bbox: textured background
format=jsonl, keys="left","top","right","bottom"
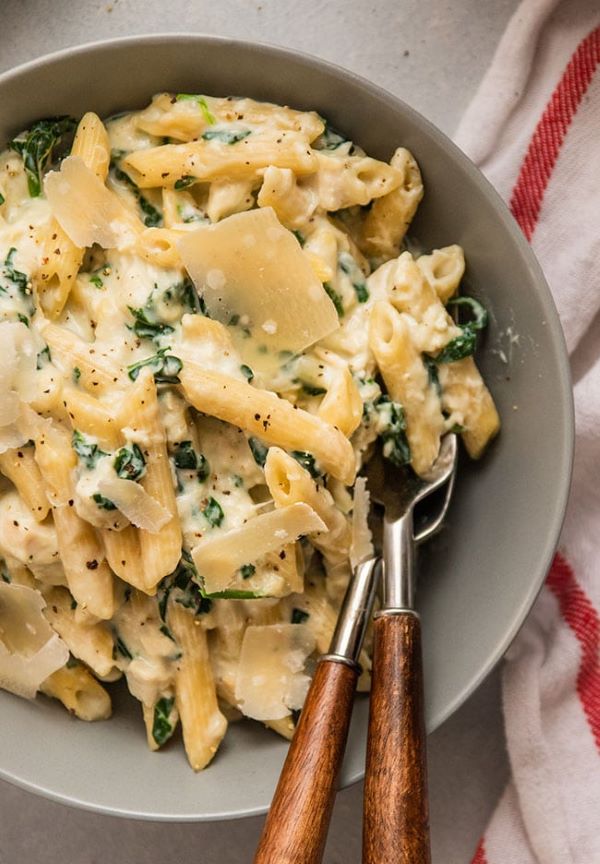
{"left": 0, "top": 2, "right": 519, "bottom": 861}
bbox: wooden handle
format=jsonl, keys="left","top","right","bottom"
{"left": 363, "top": 612, "right": 430, "bottom": 864}
{"left": 254, "top": 658, "right": 359, "bottom": 864}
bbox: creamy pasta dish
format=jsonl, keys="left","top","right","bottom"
{"left": 0, "top": 94, "right": 499, "bottom": 770}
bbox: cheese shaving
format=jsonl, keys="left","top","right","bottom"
{"left": 191, "top": 502, "right": 327, "bottom": 594}
{"left": 235, "top": 623, "right": 315, "bottom": 720}
{"left": 0, "top": 583, "right": 69, "bottom": 699}
{"left": 177, "top": 207, "right": 339, "bottom": 364}
{"left": 0, "top": 322, "right": 40, "bottom": 432}
{"left": 44, "top": 156, "right": 139, "bottom": 250}
{"left": 97, "top": 478, "right": 171, "bottom": 532}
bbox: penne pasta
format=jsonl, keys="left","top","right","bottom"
{"left": 41, "top": 662, "right": 112, "bottom": 721}
{"left": 33, "top": 421, "right": 116, "bottom": 619}
{"left": 168, "top": 603, "right": 227, "bottom": 771}
{"left": 0, "top": 446, "right": 50, "bottom": 521}
{"left": 179, "top": 362, "right": 356, "bottom": 485}
{"left": 369, "top": 301, "right": 445, "bottom": 477}
{"left": 123, "top": 131, "right": 318, "bottom": 189}
{"left": 360, "top": 147, "right": 424, "bottom": 259}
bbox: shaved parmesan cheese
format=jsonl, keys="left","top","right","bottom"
{"left": 44, "top": 156, "right": 139, "bottom": 250}
{"left": 177, "top": 208, "right": 339, "bottom": 364}
{"left": 0, "top": 424, "right": 27, "bottom": 454}
{"left": 191, "top": 502, "right": 327, "bottom": 594}
{"left": 2, "top": 404, "right": 51, "bottom": 457}
{"left": 350, "top": 477, "right": 374, "bottom": 569}
{"left": 0, "top": 339, "right": 19, "bottom": 427}
{"left": 96, "top": 478, "right": 171, "bottom": 533}
{"left": 235, "top": 623, "right": 315, "bottom": 720}
{"left": 0, "top": 322, "right": 41, "bottom": 430}
{"left": 74, "top": 458, "right": 129, "bottom": 531}
{"left": 0, "top": 583, "right": 68, "bottom": 699}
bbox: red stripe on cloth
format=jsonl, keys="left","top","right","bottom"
{"left": 470, "top": 838, "right": 488, "bottom": 864}
{"left": 509, "top": 25, "right": 600, "bottom": 239}
{"left": 547, "top": 553, "right": 600, "bottom": 749}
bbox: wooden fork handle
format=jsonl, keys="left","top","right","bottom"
{"left": 254, "top": 657, "right": 359, "bottom": 864}
{"left": 363, "top": 610, "right": 431, "bottom": 864}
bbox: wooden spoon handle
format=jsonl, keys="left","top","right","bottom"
{"left": 254, "top": 657, "right": 359, "bottom": 864}
{"left": 363, "top": 611, "right": 431, "bottom": 864}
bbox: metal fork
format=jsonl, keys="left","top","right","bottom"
{"left": 363, "top": 433, "right": 458, "bottom": 864}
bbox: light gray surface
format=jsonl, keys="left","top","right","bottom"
{"left": 0, "top": 1, "right": 525, "bottom": 861}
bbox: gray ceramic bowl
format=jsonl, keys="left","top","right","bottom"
{"left": 0, "top": 34, "right": 573, "bottom": 821}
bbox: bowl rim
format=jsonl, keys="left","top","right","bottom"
{"left": 0, "top": 32, "right": 574, "bottom": 820}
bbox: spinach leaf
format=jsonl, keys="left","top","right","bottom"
{"left": 158, "top": 551, "right": 213, "bottom": 618}
{"left": 204, "top": 588, "right": 264, "bottom": 599}
{"left": 162, "top": 277, "right": 203, "bottom": 314}
{"left": 127, "top": 348, "right": 182, "bottom": 384}
{"left": 127, "top": 305, "right": 174, "bottom": 340}
{"left": 9, "top": 116, "right": 76, "bottom": 197}
{"left": 240, "top": 563, "right": 256, "bottom": 580}
{"left": 291, "top": 608, "right": 310, "bottom": 624}
{"left": 111, "top": 158, "right": 163, "bottom": 227}
{"left": 298, "top": 381, "right": 326, "bottom": 397}
{"left": 92, "top": 493, "right": 117, "bottom": 511}
{"left": 114, "top": 443, "right": 146, "bottom": 481}
{"left": 130, "top": 280, "right": 203, "bottom": 343}
{"left": 339, "top": 251, "right": 369, "bottom": 303}
{"left": 434, "top": 328, "right": 477, "bottom": 364}
{"left": 72, "top": 430, "right": 108, "bottom": 469}
{"left": 290, "top": 450, "right": 323, "bottom": 479}
{"left": 447, "top": 296, "right": 488, "bottom": 331}
{"left": 36, "top": 345, "right": 51, "bottom": 369}
{"left": 175, "top": 94, "right": 216, "bottom": 124}
{"left": 173, "top": 441, "right": 197, "bottom": 470}
{"left": 0, "top": 193, "right": 4, "bottom": 206}
{"left": 173, "top": 441, "right": 210, "bottom": 481}
{"left": 202, "top": 129, "right": 251, "bottom": 144}
{"left": 152, "top": 696, "right": 176, "bottom": 746}
{"left": 292, "top": 229, "right": 305, "bottom": 247}
{"left": 138, "top": 195, "right": 162, "bottom": 227}
{"left": 315, "top": 121, "right": 349, "bottom": 151}
{"left": 112, "top": 164, "right": 137, "bottom": 188}
{"left": 433, "top": 296, "right": 488, "bottom": 364}
{"left": 3, "top": 247, "right": 29, "bottom": 293}
{"left": 240, "top": 364, "right": 254, "bottom": 382}
{"left": 323, "top": 282, "right": 344, "bottom": 317}
{"left": 202, "top": 497, "right": 224, "bottom": 528}
{"left": 248, "top": 436, "right": 269, "bottom": 467}
{"left": 174, "top": 175, "right": 196, "bottom": 190}
{"left": 375, "top": 397, "right": 411, "bottom": 467}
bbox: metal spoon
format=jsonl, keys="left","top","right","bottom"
{"left": 363, "top": 433, "right": 458, "bottom": 864}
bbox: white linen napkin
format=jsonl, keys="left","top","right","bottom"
{"left": 454, "top": 3, "right": 600, "bottom": 862}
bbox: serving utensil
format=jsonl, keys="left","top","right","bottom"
{"left": 363, "top": 432, "right": 458, "bottom": 864}
{"left": 254, "top": 434, "right": 457, "bottom": 864}
{"left": 254, "top": 556, "right": 379, "bottom": 864}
